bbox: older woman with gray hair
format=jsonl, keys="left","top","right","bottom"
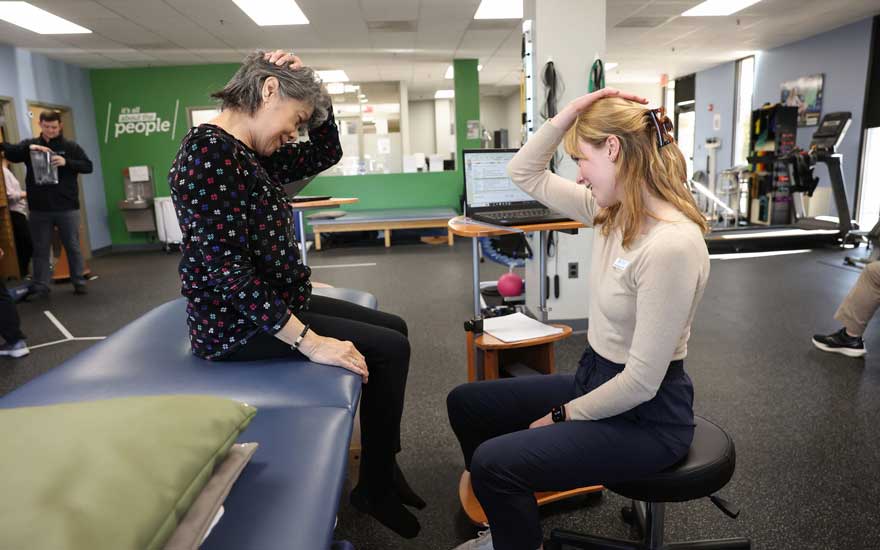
{"left": 168, "top": 50, "right": 423, "bottom": 539}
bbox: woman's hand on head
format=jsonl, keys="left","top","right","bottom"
{"left": 568, "top": 88, "right": 649, "bottom": 114}
{"left": 553, "top": 87, "right": 649, "bottom": 130}
{"left": 264, "top": 49, "right": 303, "bottom": 70}
{"left": 298, "top": 331, "right": 369, "bottom": 383}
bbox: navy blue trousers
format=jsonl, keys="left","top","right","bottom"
{"left": 447, "top": 346, "right": 695, "bottom": 550}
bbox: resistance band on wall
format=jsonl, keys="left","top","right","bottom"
{"left": 589, "top": 58, "right": 605, "bottom": 92}
{"left": 541, "top": 60, "right": 564, "bottom": 173}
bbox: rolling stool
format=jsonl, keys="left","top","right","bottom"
{"left": 548, "top": 416, "right": 750, "bottom": 550}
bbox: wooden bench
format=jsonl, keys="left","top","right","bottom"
{"left": 310, "top": 208, "right": 458, "bottom": 250}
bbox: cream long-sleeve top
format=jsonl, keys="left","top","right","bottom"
{"left": 507, "top": 121, "right": 710, "bottom": 422}
{"left": 3, "top": 166, "right": 28, "bottom": 217}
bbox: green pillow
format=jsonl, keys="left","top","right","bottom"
{"left": 0, "top": 395, "right": 257, "bottom": 550}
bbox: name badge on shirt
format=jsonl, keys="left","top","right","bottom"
{"left": 612, "top": 257, "right": 630, "bottom": 271}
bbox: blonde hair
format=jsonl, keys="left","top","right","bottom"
{"left": 563, "top": 97, "right": 709, "bottom": 248}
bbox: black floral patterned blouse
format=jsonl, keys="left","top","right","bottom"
{"left": 168, "top": 113, "right": 342, "bottom": 360}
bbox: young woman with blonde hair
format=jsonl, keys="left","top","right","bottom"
{"left": 448, "top": 88, "right": 711, "bottom": 550}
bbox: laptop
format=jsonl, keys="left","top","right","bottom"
{"left": 463, "top": 149, "right": 569, "bottom": 226}
{"left": 282, "top": 174, "right": 318, "bottom": 197}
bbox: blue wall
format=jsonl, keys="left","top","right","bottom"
{"left": 694, "top": 17, "right": 873, "bottom": 210}
{"left": 694, "top": 62, "right": 735, "bottom": 176}
{"left": 753, "top": 17, "right": 872, "bottom": 204}
{"left": 0, "top": 45, "right": 110, "bottom": 250}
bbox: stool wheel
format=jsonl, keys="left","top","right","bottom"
{"left": 621, "top": 505, "right": 636, "bottom": 525}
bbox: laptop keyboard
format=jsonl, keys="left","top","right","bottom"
{"left": 480, "top": 208, "right": 557, "bottom": 221}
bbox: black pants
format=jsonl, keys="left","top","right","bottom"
{"left": 0, "top": 279, "right": 26, "bottom": 344}
{"left": 225, "top": 294, "right": 410, "bottom": 496}
{"left": 447, "top": 346, "right": 695, "bottom": 550}
{"left": 10, "top": 211, "right": 32, "bottom": 277}
{"left": 30, "top": 210, "right": 85, "bottom": 291}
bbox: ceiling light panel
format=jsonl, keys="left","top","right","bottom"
{"left": 682, "top": 0, "right": 763, "bottom": 17}
{"left": 473, "top": 0, "right": 522, "bottom": 20}
{"left": 231, "top": 0, "right": 309, "bottom": 26}
{"left": 0, "top": 2, "right": 91, "bottom": 34}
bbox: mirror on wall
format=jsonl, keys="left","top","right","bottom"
{"left": 326, "top": 81, "right": 403, "bottom": 176}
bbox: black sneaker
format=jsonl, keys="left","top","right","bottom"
{"left": 73, "top": 284, "right": 88, "bottom": 295}
{"left": 812, "top": 328, "right": 866, "bottom": 358}
{"left": 23, "top": 286, "right": 49, "bottom": 301}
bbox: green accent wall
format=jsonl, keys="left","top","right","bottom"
{"left": 454, "top": 59, "right": 481, "bottom": 162}
{"left": 91, "top": 64, "right": 239, "bottom": 245}
{"left": 90, "top": 60, "right": 481, "bottom": 246}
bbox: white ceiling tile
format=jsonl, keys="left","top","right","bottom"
{"left": 369, "top": 31, "right": 417, "bottom": 50}
{"left": 359, "top": 0, "right": 419, "bottom": 22}
{"left": 417, "top": 27, "right": 468, "bottom": 50}
{"left": 48, "top": 33, "right": 126, "bottom": 50}
{"left": 419, "top": 0, "right": 481, "bottom": 21}
{"left": 377, "top": 66, "right": 413, "bottom": 80}
{"left": 30, "top": 0, "right": 123, "bottom": 20}
{"left": 456, "top": 29, "right": 512, "bottom": 52}
{"left": 98, "top": 49, "right": 158, "bottom": 62}
{"left": 343, "top": 66, "right": 382, "bottom": 82}
{"left": 86, "top": 19, "right": 167, "bottom": 47}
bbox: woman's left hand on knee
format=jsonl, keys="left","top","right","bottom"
{"left": 529, "top": 412, "right": 554, "bottom": 429}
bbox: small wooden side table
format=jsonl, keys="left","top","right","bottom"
{"left": 467, "top": 324, "right": 573, "bottom": 382}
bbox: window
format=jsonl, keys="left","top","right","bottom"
{"left": 663, "top": 80, "right": 675, "bottom": 113}
{"left": 331, "top": 81, "right": 403, "bottom": 175}
{"left": 858, "top": 127, "right": 880, "bottom": 229}
{"left": 733, "top": 56, "right": 755, "bottom": 167}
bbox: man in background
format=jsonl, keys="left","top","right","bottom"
{"left": 0, "top": 110, "right": 92, "bottom": 297}
{"left": 812, "top": 262, "right": 878, "bottom": 358}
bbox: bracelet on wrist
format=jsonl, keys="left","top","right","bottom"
{"left": 292, "top": 324, "right": 310, "bottom": 350}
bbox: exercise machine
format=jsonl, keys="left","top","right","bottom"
{"left": 706, "top": 111, "right": 858, "bottom": 252}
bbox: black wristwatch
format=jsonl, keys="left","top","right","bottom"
{"left": 551, "top": 404, "right": 567, "bottom": 423}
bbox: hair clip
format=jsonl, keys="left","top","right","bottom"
{"left": 648, "top": 107, "right": 674, "bottom": 149}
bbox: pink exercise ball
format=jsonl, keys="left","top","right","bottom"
{"left": 497, "top": 272, "right": 523, "bottom": 297}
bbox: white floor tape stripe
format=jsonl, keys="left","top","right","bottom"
{"left": 28, "top": 338, "right": 71, "bottom": 350}
{"left": 28, "top": 337, "right": 107, "bottom": 351}
{"left": 44, "top": 311, "right": 74, "bottom": 340}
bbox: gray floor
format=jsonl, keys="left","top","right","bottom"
{"left": 1, "top": 239, "right": 878, "bottom": 550}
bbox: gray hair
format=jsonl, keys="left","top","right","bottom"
{"left": 211, "top": 50, "right": 331, "bottom": 128}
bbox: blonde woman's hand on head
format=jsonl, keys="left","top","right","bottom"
{"left": 553, "top": 88, "right": 650, "bottom": 130}
{"left": 570, "top": 88, "right": 648, "bottom": 113}
{"left": 264, "top": 49, "right": 303, "bottom": 70}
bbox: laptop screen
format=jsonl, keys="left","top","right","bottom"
{"left": 464, "top": 149, "right": 535, "bottom": 209}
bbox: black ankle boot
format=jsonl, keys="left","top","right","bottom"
{"left": 393, "top": 461, "right": 426, "bottom": 509}
{"left": 350, "top": 485, "right": 421, "bottom": 539}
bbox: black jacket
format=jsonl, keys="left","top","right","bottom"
{"left": 0, "top": 135, "right": 93, "bottom": 211}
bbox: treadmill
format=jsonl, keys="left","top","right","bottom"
{"left": 705, "top": 112, "right": 858, "bottom": 253}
